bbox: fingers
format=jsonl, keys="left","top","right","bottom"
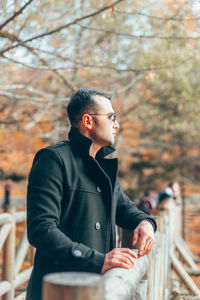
{"left": 101, "top": 248, "right": 137, "bottom": 274}
{"left": 113, "top": 254, "right": 134, "bottom": 269}
{"left": 120, "top": 248, "right": 138, "bottom": 259}
{"left": 138, "top": 236, "right": 154, "bottom": 257}
{"left": 133, "top": 220, "right": 155, "bottom": 257}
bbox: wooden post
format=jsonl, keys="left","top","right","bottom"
{"left": 185, "top": 268, "right": 200, "bottom": 276}
{"left": 42, "top": 272, "right": 104, "bottom": 300}
{"left": 178, "top": 238, "right": 199, "bottom": 263}
{"left": 0, "top": 281, "right": 11, "bottom": 297}
{"left": 144, "top": 219, "right": 164, "bottom": 300}
{"left": 171, "top": 253, "right": 200, "bottom": 296}
{"left": 175, "top": 239, "right": 199, "bottom": 271}
{"left": 145, "top": 249, "right": 154, "bottom": 300}
{"left": 14, "top": 227, "right": 30, "bottom": 277}
{"left": 14, "top": 267, "right": 33, "bottom": 288}
{"left": 2, "top": 207, "right": 15, "bottom": 300}
{"left": 154, "top": 216, "right": 165, "bottom": 300}
{"left": 154, "top": 210, "right": 171, "bottom": 300}
{"left": 181, "top": 182, "right": 187, "bottom": 239}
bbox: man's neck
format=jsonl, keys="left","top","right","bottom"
{"left": 89, "top": 142, "right": 101, "bottom": 158}
{"left": 78, "top": 127, "right": 105, "bottom": 158}
{"left": 78, "top": 128, "right": 97, "bottom": 158}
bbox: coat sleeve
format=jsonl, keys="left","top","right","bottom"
{"left": 27, "top": 148, "right": 105, "bottom": 273}
{"left": 115, "top": 184, "right": 157, "bottom": 231}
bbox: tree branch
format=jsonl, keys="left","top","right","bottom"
{"left": 0, "top": 84, "right": 50, "bottom": 96}
{"left": 0, "top": 0, "right": 34, "bottom": 30}
{"left": 109, "top": 76, "right": 142, "bottom": 95}
{"left": 1, "top": 52, "right": 180, "bottom": 73}
{"left": 79, "top": 25, "right": 200, "bottom": 40}
{"left": 115, "top": 9, "right": 200, "bottom": 21}
{"left": 0, "top": 0, "right": 124, "bottom": 55}
{"left": 0, "top": 32, "right": 75, "bottom": 91}
{"left": 0, "top": 91, "right": 69, "bottom": 103}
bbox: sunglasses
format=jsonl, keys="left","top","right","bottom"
{"left": 88, "top": 112, "right": 117, "bottom": 122}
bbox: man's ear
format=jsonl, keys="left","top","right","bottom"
{"left": 81, "top": 114, "right": 93, "bottom": 129}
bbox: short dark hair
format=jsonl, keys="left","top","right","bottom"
{"left": 67, "top": 88, "right": 111, "bottom": 126}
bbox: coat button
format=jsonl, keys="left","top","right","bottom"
{"left": 95, "top": 222, "right": 101, "bottom": 230}
{"left": 97, "top": 186, "right": 101, "bottom": 193}
{"left": 73, "top": 249, "right": 82, "bottom": 257}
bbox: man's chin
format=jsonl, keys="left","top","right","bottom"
{"left": 109, "top": 138, "right": 115, "bottom": 146}
{"left": 103, "top": 137, "right": 115, "bottom": 147}
{"left": 104, "top": 141, "right": 113, "bottom": 147}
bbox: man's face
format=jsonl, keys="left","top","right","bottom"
{"left": 89, "top": 95, "right": 119, "bottom": 147}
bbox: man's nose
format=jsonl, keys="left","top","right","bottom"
{"left": 114, "top": 120, "right": 119, "bottom": 129}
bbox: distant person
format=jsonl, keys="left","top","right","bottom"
{"left": 157, "top": 181, "right": 181, "bottom": 204}
{"left": 2, "top": 179, "right": 12, "bottom": 209}
{"left": 169, "top": 181, "right": 181, "bottom": 199}
{"left": 138, "top": 190, "right": 157, "bottom": 215}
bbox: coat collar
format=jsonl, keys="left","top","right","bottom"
{"left": 68, "top": 127, "right": 116, "bottom": 159}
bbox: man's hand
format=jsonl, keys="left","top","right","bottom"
{"left": 132, "top": 220, "right": 155, "bottom": 257}
{"left": 101, "top": 248, "right": 137, "bottom": 274}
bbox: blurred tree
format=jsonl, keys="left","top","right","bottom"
{"left": 115, "top": 0, "right": 200, "bottom": 198}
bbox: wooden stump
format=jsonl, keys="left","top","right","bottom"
{"left": 42, "top": 272, "right": 104, "bottom": 300}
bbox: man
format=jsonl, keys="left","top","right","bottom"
{"left": 26, "top": 88, "right": 156, "bottom": 300}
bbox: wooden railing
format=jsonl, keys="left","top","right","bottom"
{"left": 0, "top": 208, "right": 33, "bottom": 300}
{"left": 43, "top": 198, "right": 200, "bottom": 300}
{"left": 156, "top": 198, "right": 200, "bottom": 299}
{"left": 1, "top": 198, "right": 200, "bottom": 300}
{"left": 42, "top": 220, "right": 163, "bottom": 300}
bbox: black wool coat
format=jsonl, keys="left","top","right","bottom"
{"left": 26, "top": 127, "right": 156, "bottom": 300}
